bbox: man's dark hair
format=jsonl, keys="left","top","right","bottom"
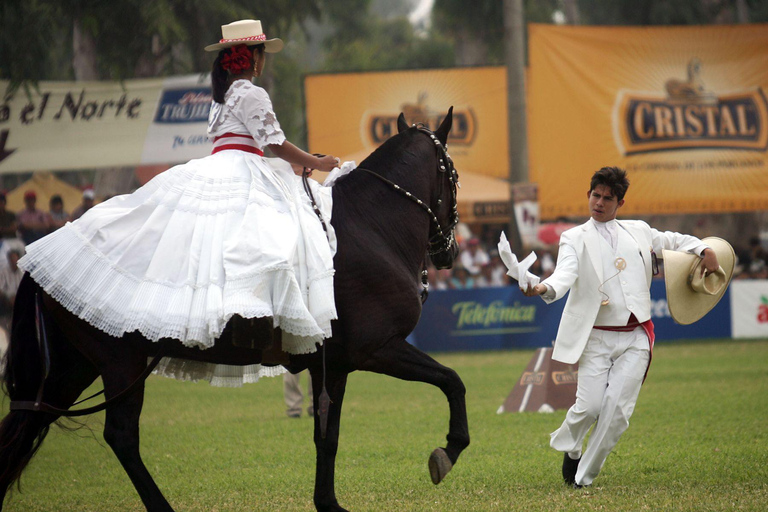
{"left": 590, "top": 166, "right": 630, "bottom": 201}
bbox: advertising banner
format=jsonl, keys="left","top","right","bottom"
{"left": 410, "top": 281, "right": 731, "bottom": 352}
{"left": 304, "top": 67, "right": 509, "bottom": 180}
{"left": 0, "top": 74, "right": 212, "bottom": 173}
{"left": 730, "top": 280, "right": 768, "bottom": 338}
{"left": 528, "top": 23, "right": 768, "bottom": 220}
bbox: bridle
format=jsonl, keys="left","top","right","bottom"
{"left": 301, "top": 123, "right": 459, "bottom": 308}
{"left": 355, "top": 124, "right": 460, "bottom": 257}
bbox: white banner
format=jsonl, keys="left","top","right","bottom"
{"left": 0, "top": 74, "right": 213, "bottom": 174}
{"left": 730, "top": 280, "right": 768, "bottom": 338}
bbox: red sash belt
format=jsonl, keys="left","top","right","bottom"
{"left": 594, "top": 314, "right": 655, "bottom": 382}
{"left": 211, "top": 132, "right": 263, "bottom": 156}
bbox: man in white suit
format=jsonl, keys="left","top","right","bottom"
{"left": 524, "top": 167, "right": 719, "bottom": 488}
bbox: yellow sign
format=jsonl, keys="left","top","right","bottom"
{"left": 304, "top": 67, "right": 509, "bottom": 179}
{"left": 528, "top": 23, "right": 768, "bottom": 219}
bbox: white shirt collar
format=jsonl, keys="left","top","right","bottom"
{"left": 591, "top": 218, "right": 618, "bottom": 249}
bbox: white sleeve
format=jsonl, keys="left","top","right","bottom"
{"left": 540, "top": 235, "right": 579, "bottom": 304}
{"left": 235, "top": 85, "right": 287, "bottom": 149}
{"left": 651, "top": 228, "right": 707, "bottom": 258}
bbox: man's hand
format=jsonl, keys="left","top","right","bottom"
{"left": 700, "top": 248, "right": 719, "bottom": 276}
{"left": 522, "top": 283, "right": 547, "bottom": 297}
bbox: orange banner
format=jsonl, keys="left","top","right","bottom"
{"left": 528, "top": 23, "right": 768, "bottom": 219}
{"left": 304, "top": 67, "right": 509, "bottom": 179}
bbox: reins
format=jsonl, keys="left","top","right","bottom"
{"left": 353, "top": 125, "right": 460, "bottom": 303}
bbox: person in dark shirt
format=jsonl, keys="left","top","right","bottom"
{"left": 16, "top": 190, "right": 51, "bottom": 245}
{"left": 0, "top": 193, "right": 17, "bottom": 240}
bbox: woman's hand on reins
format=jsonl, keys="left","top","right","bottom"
{"left": 314, "top": 154, "right": 339, "bottom": 173}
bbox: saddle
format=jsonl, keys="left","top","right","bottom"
{"left": 227, "top": 315, "right": 290, "bottom": 366}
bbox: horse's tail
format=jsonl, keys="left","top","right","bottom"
{"left": 0, "top": 274, "right": 52, "bottom": 499}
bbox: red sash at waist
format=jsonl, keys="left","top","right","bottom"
{"left": 594, "top": 314, "right": 655, "bottom": 382}
{"left": 211, "top": 132, "right": 264, "bottom": 156}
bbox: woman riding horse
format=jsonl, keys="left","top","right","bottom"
{"left": 0, "top": 19, "right": 469, "bottom": 512}
{"left": 17, "top": 19, "right": 340, "bottom": 382}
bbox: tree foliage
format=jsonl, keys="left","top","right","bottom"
{"left": 576, "top": 0, "right": 767, "bottom": 25}
{"left": 432, "top": 0, "right": 558, "bottom": 65}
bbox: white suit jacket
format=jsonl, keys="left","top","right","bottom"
{"left": 541, "top": 219, "right": 705, "bottom": 364}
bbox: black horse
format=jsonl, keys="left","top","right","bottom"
{"left": 0, "top": 110, "right": 469, "bottom": 512}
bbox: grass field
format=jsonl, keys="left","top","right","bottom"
{"left": 2, "top": 338, "right": 767, "bottom": 511}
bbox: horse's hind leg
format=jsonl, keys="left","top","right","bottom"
{"left": 100, "top": 347, "right": 174, "bottom": 512}
{"left": 358, "top": 338, "right": 469, "bottom": 484}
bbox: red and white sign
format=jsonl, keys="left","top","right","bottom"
{"left": 730, "top": 280, "right": 768, "bottom": 338}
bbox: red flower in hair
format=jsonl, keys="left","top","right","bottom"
{"left": 221, "top": 44, "right": 252, "bottom": 74}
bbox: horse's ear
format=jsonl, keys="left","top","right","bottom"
{"left": 435, "top": 106, "right": 453, "bottom": 145}
{"left": 397, "top": 113, "right": 409, "bottom": 133}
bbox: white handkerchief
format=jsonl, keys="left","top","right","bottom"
{"left": 323, "top": 161, "right": 357, "bottom": 187}
{"left": 497, "top": 232, "right": 541, "bottom": 290}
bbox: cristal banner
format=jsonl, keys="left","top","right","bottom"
{"left": 527, "top": 23, "right": 768, "bottom": 219}
{"left": 304, "top": 67, "right": 509, "bottom": 181}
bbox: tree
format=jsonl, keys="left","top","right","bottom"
{"left": 432, "top": 0, "right": 558, "bottom": 65}
{"left": 576, "top": 0, "right": 768, "bottom": 25}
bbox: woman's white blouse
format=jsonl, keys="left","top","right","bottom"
{"left": 207, "top": 79, "right": 287, "bottom": 149}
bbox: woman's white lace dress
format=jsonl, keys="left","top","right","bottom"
{"left": 18, "top": 80, "right": 337, "bottom": 387}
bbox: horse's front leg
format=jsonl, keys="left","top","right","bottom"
{"left": 359, "top": 338, "right": 469, "bottom": 484}
{"left": 311, "top": 369, "right": 349, "bottom": 512}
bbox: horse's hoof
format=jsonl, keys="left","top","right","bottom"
{"left": 428, "top": 447, "right": 453, "bottom": 485}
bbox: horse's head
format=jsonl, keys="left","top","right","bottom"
{"left": 396, "top": 108, "right": 460, "bottom": 269}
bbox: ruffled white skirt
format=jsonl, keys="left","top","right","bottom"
{"left": 19, "top": 151, "right": 337, "bottom": 387}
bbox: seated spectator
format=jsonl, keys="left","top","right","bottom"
{"left": 16, "top": 190, "right": 51, "bottom": 245}
{"left": 459, "top": 237, "right": 490, "bottom": 275}
{"left": 71, "top": 188, "right": 96, "bottom": 220}
{"left": 449, "top": 265, "right": 475, "bottom": 289}
{"left": 0, "top": 193, "right": 16, "bottom": 241}
{"left": 435, "top": 268, "right": 452, "bottom": 290}
{"left": 0, "top": 192, "right": 21, "bottom": 272}
{"left": 476, "top": 261, "right": 506, "bottom": 288}
{"left": 48, "top": 194, "right": 69, "bottom": 231}
{"left": 0, "top": 248, "right": 23, "bottom": 332}
{"left": 749, "top": 259, "right": 768, "bottom": 279}
{"left": 539, "top": 250, "right": 555, "bottom": 279}
{"left": 487, "top": 249, "right": 511, "bottom": 286}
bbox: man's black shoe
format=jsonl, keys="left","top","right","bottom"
{"left": 562, "top": 453, "right": 580, "bottom": 486}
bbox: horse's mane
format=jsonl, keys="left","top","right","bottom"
{"left": 330, "top": 127, "right": 437, "bottom": 257}
{"left": 335, "top": 128, "right": 434, "bottom": 201}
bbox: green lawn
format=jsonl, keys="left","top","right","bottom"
{"left": 2, "top": 339, "right": 767, "bottom": 511}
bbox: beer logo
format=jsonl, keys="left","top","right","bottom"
{"left": 613, "top": 58, "right": 768, "bottom": 155}
{"left": 154, "top": 87, "right": 212, "bottom": 124}
{"left": 551, "top": 367, "right": 578, "bottom": 385}
{"left": 520, "top": 371, "right": 545, "bottom": 386}
{"left": 364, "top": 92, "right": 476, "bottom": 146}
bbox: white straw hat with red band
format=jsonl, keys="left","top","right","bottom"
{"left": 204, "top": 20, "right": 284, "bottom": 53}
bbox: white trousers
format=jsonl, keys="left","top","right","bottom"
{"left": 550, "top": 327, "right": 650, "bottom": 486}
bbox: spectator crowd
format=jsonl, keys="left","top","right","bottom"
{"left": 0, "top": 189, "right": 766, "bottom": 332}
{"left": 0, "top": 188, "right": 96, "bottom": 332}
{"left": 426, "top": 222, "right": 768, "bottom": 291}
